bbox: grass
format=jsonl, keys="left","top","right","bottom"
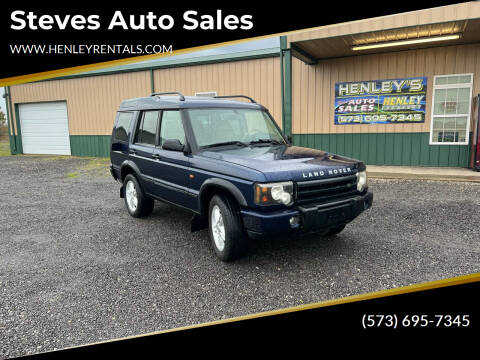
{"left": 0, "top": 138, "right": 11, "bottom": 156}
{"left": 65, "top": 157, "right": 110, "bottom": 179}
{"left": 0, "top": 137, "right": 110, "bottom": 178}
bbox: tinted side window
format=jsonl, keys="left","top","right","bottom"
{"left": 114, "top": 112, "right": 133, "bottom": 142}
{"left": 135, "top": 111, "right": 160, "bottom": 146}
{"left": 160, "top": 111, "right": 185, "bottom": 146}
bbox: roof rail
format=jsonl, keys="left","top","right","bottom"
{"left": 151, "top": 92, "right": 185, "bottom": 101}
{"left": 214, "top": 95, "right": 256, "bottom": 103}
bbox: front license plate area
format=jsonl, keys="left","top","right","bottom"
{"left": 327, "top": 207, "right": 345, "bottom": 225}
{"left": 299, "top": 199, "right": 360, "bottom": 231}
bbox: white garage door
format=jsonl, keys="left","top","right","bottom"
{"left": 19, "top": 102, "right": 71, "bottom": 155}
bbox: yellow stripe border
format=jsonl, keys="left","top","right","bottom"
{"left": 0, "top": 32, "right": 287, "bottom": 87}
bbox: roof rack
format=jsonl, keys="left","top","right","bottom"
{"left": 214, "top": 95, "right": 256, "bottom": 103}
{"left": 151, "top": 92, "right": 185, "bottom": 101}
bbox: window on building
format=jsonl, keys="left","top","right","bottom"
{"left": 135, "top": 111, "right": 160, "bottom": 146}
{"left": 430, "top": 74, "right": 473, "bottom": 145}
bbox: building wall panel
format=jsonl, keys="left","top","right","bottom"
{"left": 292, "top": 44, "right": 480, "bottom": 166}
{"left": 10, "top": 71, "right": 150, "bottom": 136}
{"left": 293, "top": 132, "right": 472, "bottom": 167}
{"left": 153, "top": 57, "right": 282, "bottom": 126}
{"left": 292, "top": 43, "right": 480, "bottom": 135}
{"left": 9, "top": 56, "right": 281, "bottom": 157}
{"left": 292, "top": 44, "right": 480, "bottom": 167}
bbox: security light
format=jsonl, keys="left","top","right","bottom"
{"left": 352, "top": 34, "right": 461, "bottom": 51}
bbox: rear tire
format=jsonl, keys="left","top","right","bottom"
{"left": 325, "top": 224, "right": 346, "bottom": 236}
{"left": 208, "top": 194, "right": 247, "bottom": 261}
{"left": 123, "top": 174, "right": 154, "bottom": 218}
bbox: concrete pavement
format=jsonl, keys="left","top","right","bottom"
{"left": 367, "top": 165, "right": 480, "bottom": 182}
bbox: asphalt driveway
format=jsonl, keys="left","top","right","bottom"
{"left": 1, "top": 155, "right": 479, "bottom": 358}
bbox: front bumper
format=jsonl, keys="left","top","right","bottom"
{"left": 241, "top": 192, "right": 373, "bottom": 237}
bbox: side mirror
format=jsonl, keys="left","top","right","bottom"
{"left": 163, "top": 139, "right": 185, "bottom": 152}
{"left": 287, "top": 135, "right": 293, "bottom": 144}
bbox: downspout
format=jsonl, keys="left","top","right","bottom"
{"left": 3, "top": 86, "right": 16, "bottom": 154}
{"left": 280, "top": 41, "right": 285, "bottom": 132}
{"left": 150, "top": 68, "right": 155, "bottom": 94}
{"left": 475, "top": 94, "right": 480, "bottom": 171}
{"left": 280, "top": 36, "right": 292, "bottom": 139}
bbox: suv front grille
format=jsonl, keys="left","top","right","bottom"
{"left": 296, "top": 174, "right": 358, "bottom": 204}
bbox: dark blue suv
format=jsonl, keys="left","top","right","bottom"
{"left": 110, "top": 92, "right": 373, "bottom": 261}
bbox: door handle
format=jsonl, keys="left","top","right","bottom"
{"left": 129, "top": 149, "right": 137, "bottom": 155}
{"left": 152, "top": 154, "right": 161, "bottom": 160}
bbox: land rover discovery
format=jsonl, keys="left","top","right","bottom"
{"left": 110, "top": 92, "right": 373, "bottom": 261}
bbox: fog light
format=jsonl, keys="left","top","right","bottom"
{"left": 289, "top": 216, "right": 299, "bottom": 228}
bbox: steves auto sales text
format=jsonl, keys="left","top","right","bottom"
{"left": 10, "top": 10, "right": 253, "bottom": 31}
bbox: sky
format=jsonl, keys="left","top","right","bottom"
{"left": 1, "top": 37, "right": 279, "bottom": 120}
{"left": 0, "top": 87, "right": 5, "bottom": 118}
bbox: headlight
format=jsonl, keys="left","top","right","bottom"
{"left": 254, "top": 181, "right": 294, "bottom": 206}
{"left": 356, "top": 170, "right": 367, "bottom": 192}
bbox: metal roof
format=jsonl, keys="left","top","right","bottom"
{"left": 69, "top": 47, "right": 279, "bottom": 79}
{"left": 287, "top": 2, "right": 480, "bottom": 63}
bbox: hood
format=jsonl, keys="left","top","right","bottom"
{"left": 197, "top": 145, "right": 364, "bottom": 182}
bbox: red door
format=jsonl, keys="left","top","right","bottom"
{"left": 475, "top": 94, "right": 480, "bottom": 171}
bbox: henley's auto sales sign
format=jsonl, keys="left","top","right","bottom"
{"left": 334, "top": 77, "right": 427, "bottom": 125}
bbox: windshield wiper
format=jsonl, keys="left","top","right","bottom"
{"left": 248, "top": 138, "right": 283, "bottom": 146}
{"left": 201, "top": 141, "right": 249, "bottom": 149}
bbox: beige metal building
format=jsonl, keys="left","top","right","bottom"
{"left": 5, "top": 2, "right": 480, "bottom": 167}
{"left": 5, "top": 51, "right": 281, "bottom": 156}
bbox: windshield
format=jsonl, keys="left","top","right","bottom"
{"left": 187, "top": 108, "right": 286, "bottom": 148}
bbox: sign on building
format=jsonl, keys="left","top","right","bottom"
{"left": 334, "top": 77, "right": 427, "bottom": 125}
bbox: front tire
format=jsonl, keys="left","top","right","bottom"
{"left": 123, "top": 174, "right": 154, "bottom": 218}
{"left": 208, "top": 194, "right": 247, "bottom": 261}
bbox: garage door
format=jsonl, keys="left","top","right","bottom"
{"left": 19, "top": 102, "right": 71, "bottom": 155}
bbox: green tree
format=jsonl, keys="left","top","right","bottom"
{"left": 0, "top": 110, "right": 6, "bottom": 127}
